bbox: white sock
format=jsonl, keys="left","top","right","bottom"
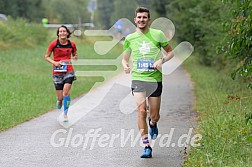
{"left": 150, "top": 120, "right": 156, "bottom": 126}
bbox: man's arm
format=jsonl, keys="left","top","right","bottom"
{"left": 153, "top": 44, "right": 174, "bottom": 69}
{"left": 161, "top": 44, "right": 174, "bottom": 63}
{"left": 122, "top": 51, "right": 131, "bottom": 74}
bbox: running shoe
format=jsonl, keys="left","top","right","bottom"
{"left": 149, "top": 118, "right": 158, "bottom": 140}
{"left": 63, "top": 117, "right": 68, "bottom": 122}
{"left": 140, "top": 146, "right": 152, "bottom": 158}
{"left": 56, "top": 100, "right": 62, "bottom": 110}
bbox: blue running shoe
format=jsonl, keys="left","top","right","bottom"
{"left": 56, "top": 100, "right": 62, "bottom": 110}
{"left": 140, "top": 146, "right": 152, "bottom": 158}
{"left": 149, "top": 118, "right": 158, "bottom": 140}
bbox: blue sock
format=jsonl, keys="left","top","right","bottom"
{"left": 63, "top": 96, "right": 70, "bottom": 115}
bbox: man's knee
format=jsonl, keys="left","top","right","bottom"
{"left": 138, "top": 108, "right": 147, "bottom": 118}
{"left": 150, "top": 112, "right": 160, "bottom": 122}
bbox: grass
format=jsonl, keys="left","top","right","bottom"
{"left": 0, "top": 33, "right": 123, "bottom": 131}
{"left": 182, "top": 56, "right": 252, "bottom": 167}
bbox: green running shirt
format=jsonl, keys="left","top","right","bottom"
{"left": 124, "top": 28, "right": 168, "bottom": 82}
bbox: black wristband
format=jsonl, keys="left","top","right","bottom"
{"left": 161, "top": 57, "right": 166, "bottom": 64}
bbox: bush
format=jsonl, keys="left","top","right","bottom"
{"left": 0, "top": 17, "right": 48, "bottom": 49}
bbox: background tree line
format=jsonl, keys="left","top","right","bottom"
{"left": 0, "top": 0, "right": 251, "bottom": 86}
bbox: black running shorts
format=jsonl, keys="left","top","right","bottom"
{"left": 131, "top": 80, "right": 162, "bottom": 97}
{"left": 52, "top": 72, "right": 76, "bottom": 90}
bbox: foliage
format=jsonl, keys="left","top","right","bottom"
{"left": 0, "top": 0, "right": 90, "bottom": 24}
{"left": 110, "top": 0, "right": 137, "bottom": 24}
{"left": 0, "top": 17, "right": 47, "bottom": 49}
{"left": 221, "top": 0, "right": 252, "bottom": 88}
{"left": 150, "top": 0, "right": 167, "bottom": 17}
{"left": 42, "top": 0, "right": 90, "bottom": 24}
{"left": 95, "top": 0, "right": 115, "bottom": 29}
{"left": 0, "top": 0, "right": 44, "bottom": 22}
{"left": 166, "top": 0, "right": 225, "bottom": 66}
{"left": 0, "top": 0, "right": 185, "bottom": 29}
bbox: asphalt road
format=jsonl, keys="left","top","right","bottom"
{"left": 0, "top": 67, "right": 196, "bottom": 167}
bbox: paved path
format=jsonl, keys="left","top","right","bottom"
{"left": 0, "top": 67, "right": 196, "bottom": 167}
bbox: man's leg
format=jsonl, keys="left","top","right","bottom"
{"left": 148, "top": 96, "right": 161, "bottom": 123}
{"left": 148, "top": 96, "right": 161, "bottom": 139}
{"left": 134, "top": 92, "right": 147, "bottom": 137}
{"left": 134, "top": 92, "right": 152, "bottom": 158}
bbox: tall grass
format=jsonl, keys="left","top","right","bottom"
{"left": 183, "top": 56, "right": 252, "bottom": 167}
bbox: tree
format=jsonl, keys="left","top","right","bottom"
{"left": 95, "top": 0, "right": 115, "bottom": 29}
{"left": 110, "top": 0, "right": 137, "bottom": 23}
{"left": 221, "top": 0, "right": 252, "bottom": 87}
{"left": 42, "top": 0, "right": 89, "bottom": 24}
{"left": 166, "top": 0, "right": 225, "bottom": 66}
{"left": 0, "top": 0, "right": 44, "bottom": 22}
{"left": 151, "top": 0, "right": 167, "bottom": 17}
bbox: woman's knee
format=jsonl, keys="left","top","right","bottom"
{"left": 62, "top": 88, "right": 70, "bottom": 96}
{"left": 63, "top": 92, "right": 70, "bottom": 96}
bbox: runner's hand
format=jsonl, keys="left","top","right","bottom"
{"left": 123, "top": 64, "right": 131, "bottom": 74}
{"left": 54, "top": 61, "right": 62, "bottom": 67}
{"left": 153, "top": 59, "right": 162, "bottom": 70}
{"left": 72, "top": 54, "right": 78, "bottom": 60}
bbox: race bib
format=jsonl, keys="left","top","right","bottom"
{"left": 137, "top": 58, "right": 154, "bottom": 72}
{"left": 54, "top": 62, "right": 67, "bottom": 72}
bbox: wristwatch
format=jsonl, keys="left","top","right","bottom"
{"left": 161, "top": 57, "right": 166, "bottom": 64}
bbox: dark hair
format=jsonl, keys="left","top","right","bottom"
{"left": 135, "top": 7, "right": 150, "bottom": 18}
{"left": 57, "top": 25, "right": 71, "bottom": 38}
